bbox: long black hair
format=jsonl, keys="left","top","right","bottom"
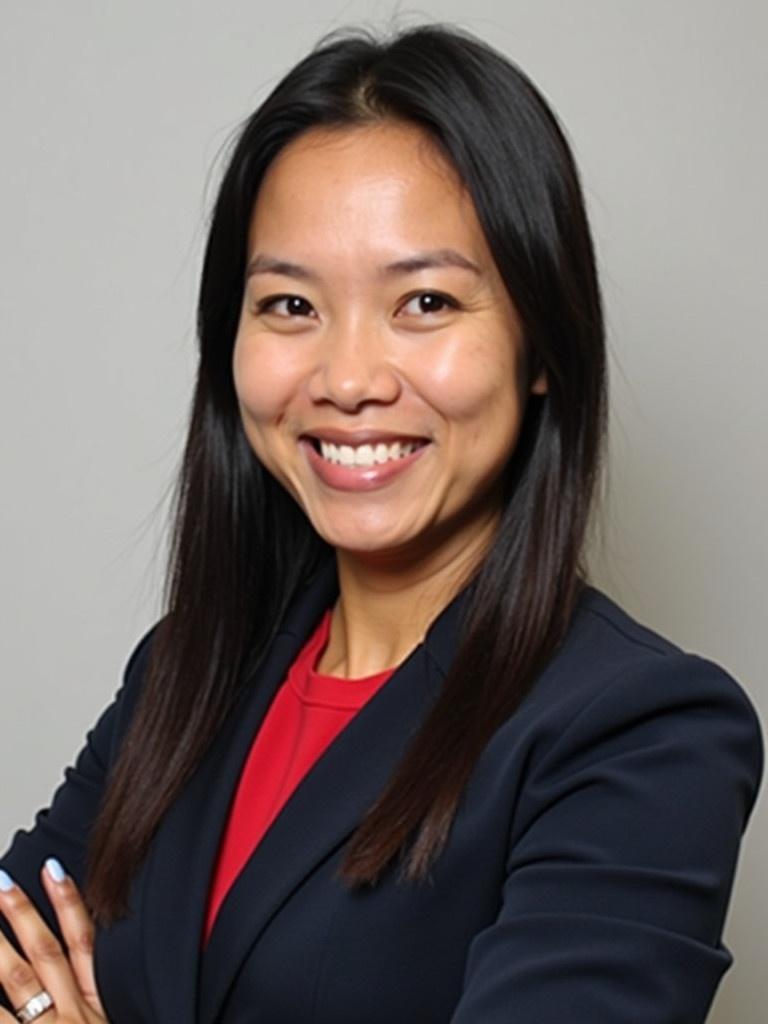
{"left": 86, "top": 22, "right": 607, "bottom": 922}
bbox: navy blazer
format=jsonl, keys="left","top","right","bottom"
{"left": 1, "top": 562, "right": 763, "bottom": 1023}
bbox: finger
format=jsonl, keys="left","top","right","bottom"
{"left": 41, "top": 859, "right": 104, "bottom": 1015}
{"left": 0, "top": 870, "right": 50, "bottom": 1013}
{"left": 0, "top": 868, "right": 79, "bottom": 1014}
{"left": 0, "top": 874, "right": 47, "bottom": 1015}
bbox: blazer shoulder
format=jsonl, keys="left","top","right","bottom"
{"left": 562, "top": 583, "right": 753, "bottom": 700}
{"left": 107, "top": 619, "right": 163, "bottom": 747}
{"left": 519, "top": 584, "right": 764, "bottom": 767}
{"left": 576, "top": 584, "right": 685, "bottom": 657}
{"left": 476, "top": 585, "right": 765, "bottom": 850}
{"left": 121, "top": 619, "right": 161, "bottom": 693}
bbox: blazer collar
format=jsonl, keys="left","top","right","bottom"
{"left": 138, "top": 557, "right": 472, "bottom": 1024}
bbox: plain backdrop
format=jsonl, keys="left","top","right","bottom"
{"left": 1, "top": 2, "right": 765, "bottom": 1020}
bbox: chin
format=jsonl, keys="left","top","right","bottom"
{"left": 313, "top": 520, "right": 426, "bottom": 558}
{"left": 325, "top": 533, "right": 413, "bottom": 555}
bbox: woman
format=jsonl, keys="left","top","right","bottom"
{"left": 0, "top": 23, "right": 762, "bottom": 1024}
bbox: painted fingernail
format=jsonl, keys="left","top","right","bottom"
{"left": 0, "top": 869, "right": 14, "bottom": 892}
{"left": 45, "top": 858, "right": 66, "bottom": 884}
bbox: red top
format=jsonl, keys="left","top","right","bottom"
{"left": 203, "top": 609, "right": 395, "bottom": 943}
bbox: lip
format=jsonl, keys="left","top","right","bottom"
{"left": 299, "top": 437, "right": 431, "bottom": 492}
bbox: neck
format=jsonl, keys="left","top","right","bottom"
{"left": 316, "top": 509, "right": 499, "bottom": 678}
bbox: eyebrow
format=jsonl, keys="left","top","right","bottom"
{"left": 244, "top": 248, "right": 482, "bottom": 282}
{"left": 382, "top": 249, "right": 482, "bottom": 277}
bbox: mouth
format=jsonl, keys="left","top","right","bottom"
{"left": 299, "top": 432, "right": 431, "bottom": 493}
{"left": 300, "top": 433, "right": 431, "bottom": 469}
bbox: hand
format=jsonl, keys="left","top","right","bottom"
{"left": 0, "top": 860, "right": 107, "bottom": 1022}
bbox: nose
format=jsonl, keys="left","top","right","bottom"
{"left": 307, "top": 318, "right": 401, "bottom": 411}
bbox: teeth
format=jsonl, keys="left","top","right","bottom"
{"left": 318, "top": 440, "right": 422, "bottom": 467}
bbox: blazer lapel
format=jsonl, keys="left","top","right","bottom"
{"left": 138, "top": 561, "right": 339, "bottom": 1023}
{"left": 198, "top": 578, "right": 469, "bottom": 1024}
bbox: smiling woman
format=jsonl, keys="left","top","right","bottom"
{"left": 0, "top": 21, "right": 762, "bottom": 1024}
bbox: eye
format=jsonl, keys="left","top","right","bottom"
{"left": 255, "top": 294, "right": 316, "bottom": 318}
{"left": 397, "top": 292, "right": 458, "bottom": 317}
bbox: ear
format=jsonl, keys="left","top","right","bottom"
{"left": 530, "top": 368, "right": 548, "bottom": 395}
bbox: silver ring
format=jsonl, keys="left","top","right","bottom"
{"left": 15, "top": 990, "right": 54, "bottom": 1022}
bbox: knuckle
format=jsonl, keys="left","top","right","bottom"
{"left": 70, "top": 929, "right": 94, "bottom": 955}
{"left": 30, "top": 937, "right": 64, "bottom": 964}
{"left": 8, "top": 960, "right": 37, "bottom": 988}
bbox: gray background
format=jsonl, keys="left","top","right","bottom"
{"left": 1, "top": 2, "right": 765, "bottom": 1020}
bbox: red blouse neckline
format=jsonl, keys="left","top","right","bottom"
{"left": 288, "top": 609, "right": 396, "bottom": 710}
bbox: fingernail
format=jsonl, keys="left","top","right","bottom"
{"left": 45, "top": 858, "right": 66, "bottom": 884}
{"left": 0, "top": 869, "right": 14, "bottom": 892}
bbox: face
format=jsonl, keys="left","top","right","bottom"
{"left": 233, "top": 120, "right": 546, "bottom": 569}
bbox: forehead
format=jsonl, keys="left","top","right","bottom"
{"left": 247, "top": 121, "right": 489, "bottom": 262}
{"left": 260, "top": 119, "right": 459, "bottom": 184}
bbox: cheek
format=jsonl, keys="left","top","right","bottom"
{"left": 422, "top": 333, "right": 522, "bottom": 428}
{"left": 232, "top": 336, "right": 298, "bottom": 425}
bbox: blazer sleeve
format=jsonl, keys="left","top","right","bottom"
{"left": 449, "top": 651, "right": 764, "bottom": 1024}
{"left": 0, "top": 625, "right": 157, "bottom": 1007}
